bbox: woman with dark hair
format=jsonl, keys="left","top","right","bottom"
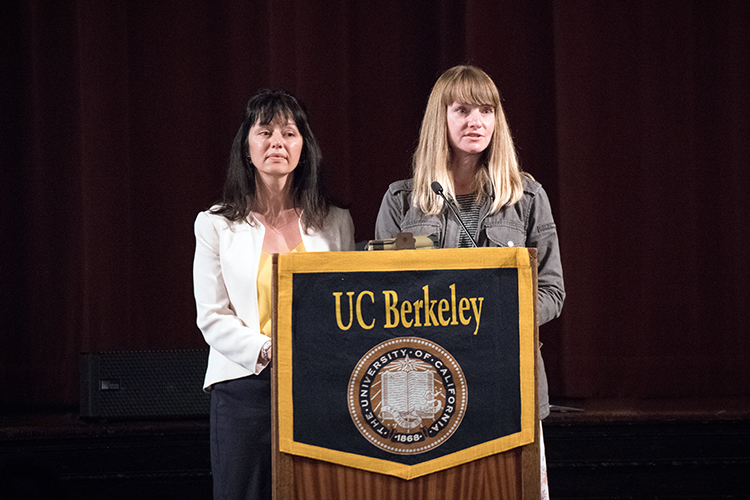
{"left": 193, "top": 89, "right": 355, "bottom": 499}
{"left": 375, "top": 65, "right": 564, "bottom": 498}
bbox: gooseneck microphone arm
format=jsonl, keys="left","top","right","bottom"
{"left": 430, "top": 181, "right": 478, "bottom": 247}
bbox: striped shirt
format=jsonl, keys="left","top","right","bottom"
{"left": 455, "top": 194, "right": 482, "bottom": 248}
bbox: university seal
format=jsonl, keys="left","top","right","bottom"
{"left": 348, "top": 337, "right": 468, "bottom": 455}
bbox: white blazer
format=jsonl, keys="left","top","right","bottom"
{"left": 193, "top": 207, "right": 355, "bottom": 389}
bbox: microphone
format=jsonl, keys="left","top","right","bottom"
{"left": 430, "top": 181, "right": 478, "bottom": 247}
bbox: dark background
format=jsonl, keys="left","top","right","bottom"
{"left": 1, "top": 0, "right": 749, "bottom": 412}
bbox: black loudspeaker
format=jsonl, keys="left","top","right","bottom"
{"left": 80, "top": 350, "right": 210, "bottom": 420}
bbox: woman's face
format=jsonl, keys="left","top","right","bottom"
{"left": 446, "top": 102, "right": 495, "bottom": 156}
{"left": 247, "top": 115, "right": 304, "bottom": 181}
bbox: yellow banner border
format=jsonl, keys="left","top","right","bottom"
{"left": 276, "top": 247, "right": 536, "bottom": 480}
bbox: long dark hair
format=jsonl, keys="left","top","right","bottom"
{"left": 211, "top": 89, "right": 329, "bottom": 231}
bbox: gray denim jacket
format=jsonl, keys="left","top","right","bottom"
{"left": 375, "top": 177, "right": 565, "bottom": 419}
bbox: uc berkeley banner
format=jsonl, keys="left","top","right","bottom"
{"left": 275, "top": 247, "right": 536, "bottom": 480}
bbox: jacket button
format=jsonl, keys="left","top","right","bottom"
{"left": 507, "top": 241, "right": 514, "bottom": 247}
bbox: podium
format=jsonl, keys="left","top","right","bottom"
{"left": 271, "top": 248, "right": 540, "bottom": 499}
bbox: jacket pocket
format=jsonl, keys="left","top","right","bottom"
{"left": 401, "top": 219, "right": 442, "bottom": 239}
{"left": 485, "top": 223, "right": 526, "bottom": 247}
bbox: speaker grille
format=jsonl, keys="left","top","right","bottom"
{"left": 80, "top": 350, "right": 210, "bottom": 419}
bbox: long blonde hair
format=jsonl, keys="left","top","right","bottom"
{"left": 412, "top": 65, "right": 526, "bottom": 214}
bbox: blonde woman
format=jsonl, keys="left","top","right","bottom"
{"left": 375, "top": 65, "right": 563, "bottom": 497}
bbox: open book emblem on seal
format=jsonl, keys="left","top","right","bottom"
{"left": 348, "top": 337, "right": 468, "bottom": 455}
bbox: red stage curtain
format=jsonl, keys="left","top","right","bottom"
{"left": 1, "top": 0, "right": 748, "bottom": 408}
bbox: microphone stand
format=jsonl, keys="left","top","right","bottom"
{"left": 430, "top": 181, "right": 478, "bottom": 247}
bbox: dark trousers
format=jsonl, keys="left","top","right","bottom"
{"left": 210, "top": 370, "right": 272, "bottom": 500}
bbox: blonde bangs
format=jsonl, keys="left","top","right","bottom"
{"left": 441, "top": 68, "right": 501, "bottom": 110}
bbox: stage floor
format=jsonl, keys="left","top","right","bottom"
{"left": 2, "top": 398, "right": 749, "bottom": 499}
